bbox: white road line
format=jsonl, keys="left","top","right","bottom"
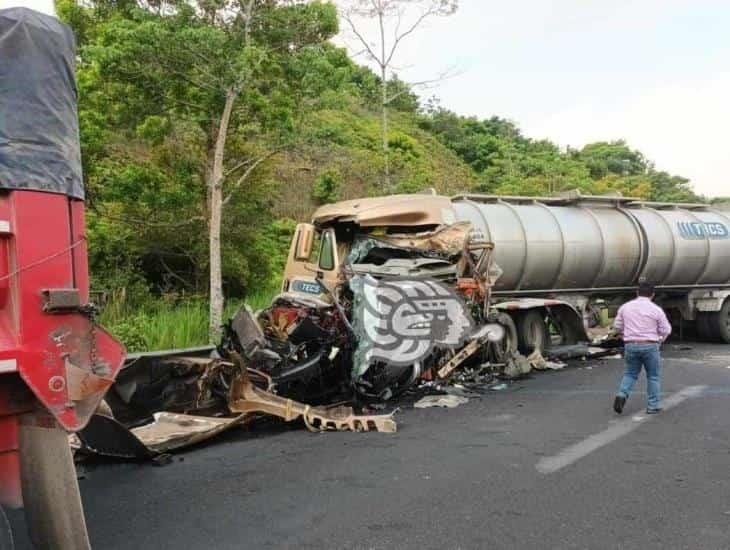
{"left": 536, "top": 385, "right": 707, "bottom": 475}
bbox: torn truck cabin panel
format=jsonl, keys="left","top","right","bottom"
{"left": 312, "top": 194, "right": 455, "bottom": 227}
{"left": 230, "top": 304, "right": 267, "bottom": 356}
{"left": 130, "top": 412, "right": 248, "bottom": 453}
{"left": 104, "top": 347, "right": 222, "bottom": 428}
{"left": 373, "top": 221, "right": 472, "bottom": 257}
{"left": 350, "top": 258, "right": 458, "bottom": 282}
{"left": 346, "top": 222, "right": 472, "bottom": 274}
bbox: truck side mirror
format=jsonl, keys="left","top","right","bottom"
{"left": 295, "top": 223, "right": 315, "bottom": 260}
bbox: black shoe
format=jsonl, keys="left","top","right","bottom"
{"left": 613, "top": 395, "right": 626, "bottom": 414}
{"left": 646, "top": 408, "right": 662, "bottom": 415}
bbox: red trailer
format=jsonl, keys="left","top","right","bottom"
{"left": 0, "top": 6, "right": 125, "bottom": 548}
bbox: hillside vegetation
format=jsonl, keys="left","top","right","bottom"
{"left": 57, "top": 0, "right": 702, "bottom": 350}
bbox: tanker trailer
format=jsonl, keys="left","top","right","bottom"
{"left": 0, "top": 4, "right": 126, "bottom": 548}
{"left": 284, "top": 191, "right": 729, "bottom": 357}
{"left": 452, "top": 191, "right": 730, "bottom": 349}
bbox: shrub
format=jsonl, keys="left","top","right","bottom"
{"left": 311, "top": 169, "right": 342, "bottom": 204}
{"left": 107, "top": 314, "right": 150, "bottom": 352}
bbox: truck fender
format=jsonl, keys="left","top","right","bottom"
{"left": 693, "top": 291, "right": 730, "bottom": 313}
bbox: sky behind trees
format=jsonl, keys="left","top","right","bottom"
{"left": 337, "top": 0, "right": 729, "bottom": 197}
{"left": 7, "top": 0, "right": 727, "bottom": 196}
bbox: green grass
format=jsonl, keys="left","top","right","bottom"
{"left": 100, "top": 284, "right": 280, "bottom": 352}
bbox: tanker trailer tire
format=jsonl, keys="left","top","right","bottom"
{"left": 707, "top": 299, "right": 730, "bottom": 344}
{"left": 516, "top": 310, "right": 549, "bottom": 354}
{"left": 546, "top": 310, "right": 582, "bottom": 347}
{"left": 18, "top": 422, "right": 91, "bottom": 550}
{"left": 489, "top": 313, "right": 518, "bottom": 363}
{"left": 696, "top": 313, "right": 716, "bottom": 342}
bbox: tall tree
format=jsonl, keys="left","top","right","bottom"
{"left": 82, "top": 0, "right": 337, "bottom": 339}
{"left": 339, "top": 0, "right": 457, "bottom": 189}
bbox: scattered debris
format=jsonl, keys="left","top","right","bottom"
{"left": 223, "top": 297, "right": 351, "bottom": 405}
{"left": 545, "top": 344, "right": 616, "bottom": 361}
{"left": 227, "top": 353, "right": 396, "bottom": 433}
{"left": 527, "top": 350, "right": 566, "bottom": 371}
{"left": 132, "top": 413, "right": 249, "bottom": 453}
{"left": 414, "top": 395, "right": 469, "bottom": 409}
{"left": 672, "top": 344, "right": 693, "bottom": 351}
{"left": 503, "top": 351, "right": 532, "bottom": 378}
{"left": 437, "top": 324, "right": 505, "bottom": 379}
{"left": 75, "top": 408, "right": 249, "bottom": 459}
{"left": 75, "top": 340, "right": 396, "bottom": 460}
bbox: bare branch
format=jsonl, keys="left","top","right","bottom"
{"left": 384, "top": 5, "right": 439, "bottom": 67}
{"left": 94, "top": 210, "right": 206, "bottom": 229}
{"left": 392, "top": 6, "right": 404, "bottom": 47}
{"left": 160, "top": 66, "right": 221, "bottom": 93}
{"left": 224, "top": 158, "right": 255, "bottom": 178}
{"left": 159, "top": 255, "right": 193, "bottom": 289}
{"left": 341, "top": 11, "right": 383, "bottom": 67}
{"left": 222, "top": 148, "right": 284, "bottom": 207}
{"left": 175, "top": 40, "right": 220, "bottom": 82}
{"left": 385, "top": 66, "right": 461, "bottom": 103}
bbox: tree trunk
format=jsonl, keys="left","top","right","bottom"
{"left": 378, "top": 8, "right": 390, "bottom": 190}
{"left": 381, "top": 65, "right": 390, "bottom": 190}
{"left": 208, "top": 89, "right": 237, "bottom": 341}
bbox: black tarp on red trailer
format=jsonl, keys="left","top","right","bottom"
{"left": 0, "top": 7, "right": 83, "bottom": 199}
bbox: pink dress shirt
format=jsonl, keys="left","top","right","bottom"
{"left": 613, "top": 297, "right": 672, "bottom": 343}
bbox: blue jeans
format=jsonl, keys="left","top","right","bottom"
{"left": 618, "top": 343, "right": 662, "bottom": 409}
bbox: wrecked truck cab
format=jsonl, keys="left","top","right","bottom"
{"left": 282, "top": 194, "right": 460, "bottom": 302}
{"left": 277, "top": 194, "right": 513, "bottom": 399}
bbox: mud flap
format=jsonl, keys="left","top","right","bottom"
{"left": 18, "top": 421, "right": 90, "bottom": 550}
{"left": 0, "top": 505, "right": 12, "bottom": 550}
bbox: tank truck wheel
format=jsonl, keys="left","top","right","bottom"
{"left": 19, "top": 422, "right": 91, "bottom": 550}
{"left": 516, "top": 310, "right": 550, "bottom": 354}
{"left": 707, "top": 299, "right": 730, "bottom": 344}
{"left": 696, "top": 313, "right": 715, "bottom": 342}
{"left": 489, "top": 313, "right": 518, "bottom": 363}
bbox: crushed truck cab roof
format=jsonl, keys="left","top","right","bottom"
{"left": 312, "top": 194, "right": 454, "bottom": 227}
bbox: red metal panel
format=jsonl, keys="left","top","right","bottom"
{"left": 0, "top": 191, "right": 125, "bottom": 432}
{"left": 0, "top": 378, "right": 25, "bottom": 508}
{"left": 0, "top": 444, "right": 22, "bottom": 508}
{"left": 70, "top": 199, "right": 90, "bottom": 304}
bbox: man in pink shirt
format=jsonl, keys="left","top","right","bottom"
{"left": 612, "top": 282, "right": 672, "bottom": 415}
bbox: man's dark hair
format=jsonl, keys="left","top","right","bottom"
{"left": 638, "top": 281, "right": 655, "bottom": 297}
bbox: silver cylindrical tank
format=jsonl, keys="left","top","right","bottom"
{"left": 451, "top": 195, "right": 730, "bottom": 292}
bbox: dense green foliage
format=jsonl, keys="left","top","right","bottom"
{"left": 57, "top": 0, "right": 704, "bottom": 349}
{"left": 419, "top": 109, "right": 701, "bottom": 201}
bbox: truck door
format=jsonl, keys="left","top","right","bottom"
{"left": 282, "top": 224, "right": 339, "bottom": 301}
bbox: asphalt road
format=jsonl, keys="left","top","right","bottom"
{"left": 8, "top": 342, "right": 730, "bottom": 549}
